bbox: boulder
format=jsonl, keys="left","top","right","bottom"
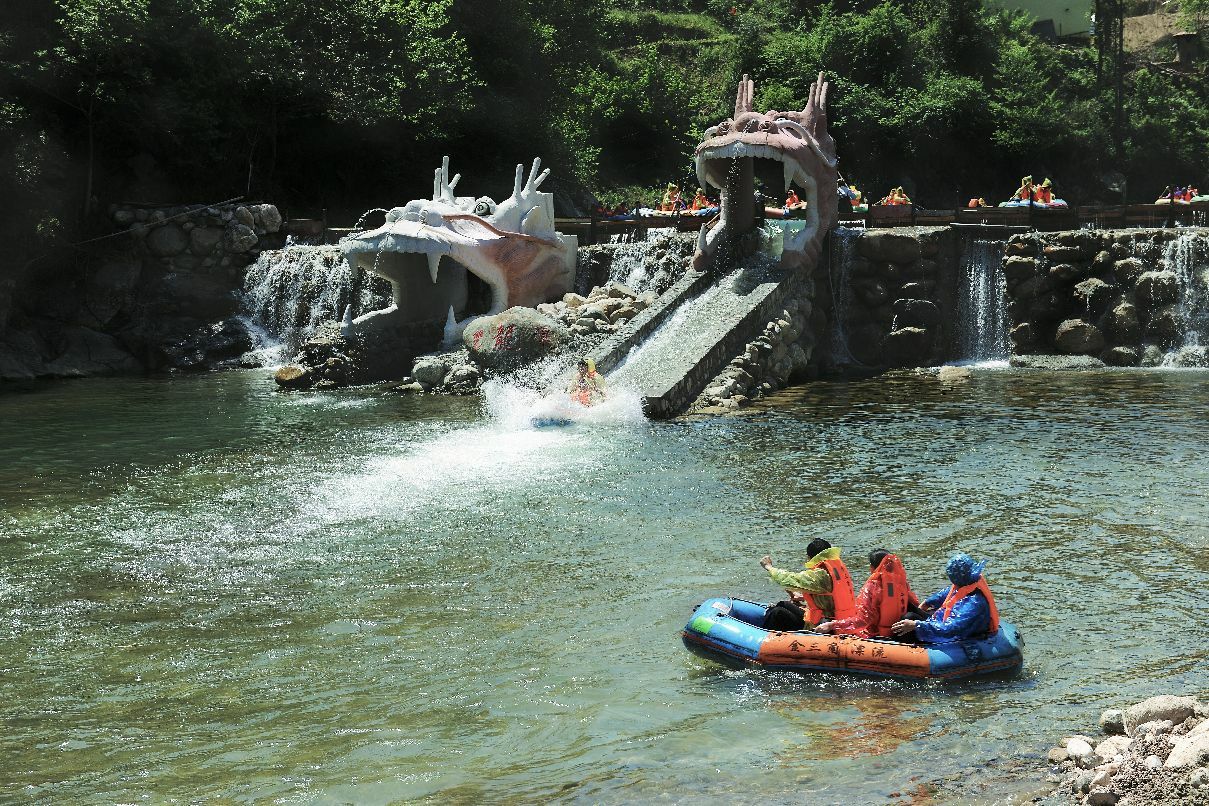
{"left": 1134, "top": 270, "right": 1179, "bottom": 307}
{"left": 463, "top": 307, "right": 571, "bottom": 370}
{"left": 891, "top": 298, "right": 940, "bottom": 328}
{"left": 1140, "top": 344, "right": 1164, "bottom": 367}
{"left": 1010, "top": 321, "right": 1039, "bottom": 352}
{"left": 1094, "top": 735, "right": 1132, "bottom": 759}
{"left": 1003, "top": 256, "right": 1038, "bottom": 282}
{"left": 1100, "top": 346, "right": 1139, "bottom": 366}
{"left": 1030, "top": 291, "right": 1067, "bottom": 321}
{"left": 562, "top": 292, "right": 586, "bottom": 308}
{"left": 224, "top": 224, "right": 259, "bottom": 253}
{"left": 1133, "top": 719, "right": 1174, "bottom": 736}
{"left": 412, "top": 356, "right": 450, "bottom": 387}
{"left": 1047, "top": 746, "right": 1070, "bottom": 764}
{"left": 606, "top": 281, "right": 635, "bottom": 299}
{"left": 1065, "top": 737, "right": 1096, "bottom": 766}
{"left": 446, "top": 364, "right": 481, "bottom": 385}
{"left": 856, "top": 231, "right": 921, "bottom": 264}
{"left": 41, "top": 326, "right": 142, "bottom": 377}
{"left": 1005, "top": 237, "right": 1037, "bottom": 257}
{"left": 1102, "top": 300, "right": 1140, "bottom": 344}
{"left": 1123, "top": 695, "right": 1198, "bottom": 735}
{"left": 189, "top": 227, "right": 224, "bottom": 256}
{"left": 1048, "top": 262, "right": 1088, "bottom": 283}
{"left": 1054, "top": 319, "right": 1105, "bottom": 355}
{"left": 1143, "top": 305, "right": 1182, "bottom": 346}
{"left": 1011, "top": 274, "right": 1051, "bottom": 301}
{"left": 1164, "top": 732, "right": 1209, "bottom": 769}
{"left": 1074, "top": 278, "right": 1117, "bottom": 314}
{"left": 234, "top": 206, "right": 255, "bottom": 227}
{"left": 146, "top": 224, "right": 188, "bottom": 258}
{"left": 1112, "top": 257, "right": 1146, "bottom": 287}
{"left": 274, "top": 364, "right": 312, "bottom": 389}
{"left": 1042, "top": 245, "right": 1088, "bottom": 263}
{"left": 251, "top": 204, "right": 282, "bottom": 233}
{"left": 881, "top": 326, "right": 932, "bottom": 367}
{"left": 1085, "top": 791, "right": 1118, "bottom": 806}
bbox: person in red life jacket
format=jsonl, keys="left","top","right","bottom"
{"left": 891, "top": 553, "right": 1000, "bottom": 643}
{"left": 813, "top": 549, "right": 924, "bottom": 639}
{"left": 759, "top": 538, "right": 857, "bottom": 631}
{"left": 591, "top": 202, "right": 607, "bottom": 218}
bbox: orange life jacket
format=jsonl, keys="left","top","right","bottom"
{"left": 571, "top": 372, "right": 600, "bottom": 406}
{"left": 939, "top": 576, "right": 1000, "bottom": 635}
{"left": 871, "top": 554, "right": 912, "bottom": 638}
{"left": 803, "top": 556, "right": 856, "bottom": 624}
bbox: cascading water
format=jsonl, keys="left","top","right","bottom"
{"left": 1158, "top": 232, "right": 1209, "bottom": 365}
{"left": 605, "top": 229, "right": 677, "bottom": 293}
{"left": 241, "top": 245, "right": 391, "bottom": 360}
{"left": 825, "top": 226, "right": 862, "bottom": 365}
{"left": 955, "top": 237, "right": 1009, "bottom": 362}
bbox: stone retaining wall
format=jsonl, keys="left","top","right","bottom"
{"left": 0, "top": 202, "right": 285, "bottom": 383}
{"left": 1003, "top": 227, "right": 1209, "bottom": 366}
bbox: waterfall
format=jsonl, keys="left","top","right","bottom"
{"left": 241, "top": 245, "right": 390, "bottom": 356}
{"left": 825, "top": 226, "right": 862, "bottom": 365}
{"left": 1160, "top": 233, "right": 1209, "bottom": 365}
{"left": 606, "top": 228, "right": 677, "bottom": 293}
{"left": 956, "top": 238, "right": 1009, "bottom": 362}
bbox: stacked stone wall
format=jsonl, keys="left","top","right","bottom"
{"left": 1003, "top": 228, "right": 1209, "bottom": 366}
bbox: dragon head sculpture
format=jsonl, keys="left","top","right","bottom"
{"left": 341, "top": 157, "right": 577, "bottom": 339}
{"left": 693, "top": 72, "right": 838, "bottom": 272}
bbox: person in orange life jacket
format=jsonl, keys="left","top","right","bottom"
{"left": 891, "top": 553, "right": 1000, "bottom": 643}
{"left": 567, "top": 358, "right": 606, "bottom": 406}
{"left": 759, "top": 538, "right": 857, "bottom": 631}
{"left": 813, "top": 549, "right": 926, "bottom": 638}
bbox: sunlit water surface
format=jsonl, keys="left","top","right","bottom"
{"left": 2, "top": 368, "right": 1207, "bottom": 804}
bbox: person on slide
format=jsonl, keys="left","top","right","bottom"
{"left": 567, "top": 358, "right": 606, "bottom": 406}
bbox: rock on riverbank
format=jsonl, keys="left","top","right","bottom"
{"left": 1045, "top": 694, "right": 1209, "bottom": 805}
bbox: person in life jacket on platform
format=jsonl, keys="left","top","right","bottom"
{"left": 1013, "top": 175, "right": 1035, "bottom": 202}
{"left": 567, "top": 358, "right": 606, "bottom": 407}
{"left": 813, "top": 549, "right": 926, "bottom": 639}
{"left": 759, "top": 538, "right": 857, "bottom": 631}
{"left": 1032, "top": 178, "right": 1054, "bottom": 205}
{"left": 890, "top": 553, "right": 1000, "bottom": 644}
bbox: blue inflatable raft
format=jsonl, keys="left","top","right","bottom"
{"left": 682, "top": 597, "right": 1024, "bottom": 681}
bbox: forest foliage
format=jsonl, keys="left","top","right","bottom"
{"left": 2, "top": 0, "right": 1207, "bottom": 269}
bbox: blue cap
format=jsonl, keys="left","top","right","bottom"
{"left": 946, "top": 553, "right": 987, "bottom": 586}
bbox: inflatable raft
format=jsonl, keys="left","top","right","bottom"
{"left": 682, "top": 597, "right": 1024, "bottom": 681}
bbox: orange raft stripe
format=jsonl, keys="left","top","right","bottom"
{"left": 757, "top": 632, "right": 932, "bottom": 677}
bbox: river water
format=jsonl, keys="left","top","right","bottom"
{"left": 2, "top": 368, "right": 1208, "bottom": 803}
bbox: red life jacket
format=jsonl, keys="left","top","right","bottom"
{"left": 871, "top": 554, "right": 912, "bottom": 638}
{"left": 939, "top": 576, "right": 1000, "bottom": 635}
{"left": 803, "top": 556, "right": 856, "bottom": 624}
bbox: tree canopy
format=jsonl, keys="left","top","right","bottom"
{"left": 2, "top": 0, "right": 1207, "bottom": 271}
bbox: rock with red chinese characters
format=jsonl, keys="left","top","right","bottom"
{"left": 462, "top": 306, "right": 570, "bottom": 371}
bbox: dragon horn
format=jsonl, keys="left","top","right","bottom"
{"left": 734, "top": 73, "right": 754, "bottom": 118}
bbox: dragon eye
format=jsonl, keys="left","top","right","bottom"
{"left": 718, "top": 121, "right": 730, "bottom": 133}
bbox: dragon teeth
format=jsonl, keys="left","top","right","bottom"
{"left": 784, "top": 161, "right": 796, "bottom": 194}
{"left": 696, "top": 159, "right": 710, "bottom": 192}
{"left": 428, "top": 252, "right": 440, "bottom": 284}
